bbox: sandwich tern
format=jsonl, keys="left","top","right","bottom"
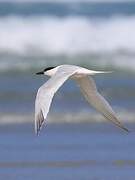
{"left": 35, "top": 64, "right": 129, "bottom": 135}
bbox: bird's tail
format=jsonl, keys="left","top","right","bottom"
{"left": 90, "top": 70, "right": 113, "bottom": 75}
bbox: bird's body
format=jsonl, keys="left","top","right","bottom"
{"left": 35, "top": 64, "right": 129, "bottom": 135}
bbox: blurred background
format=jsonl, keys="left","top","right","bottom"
{"left": 1, "top": 0, "right": 135, "bottom": 123}
{"left": 0, "top": 1, "right": 135, "bottom": 180}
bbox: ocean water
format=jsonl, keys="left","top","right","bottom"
{"left": 0, "top": 2, "right": 135, "bottom": 180}
{"left": 0, "top": 123, "right": 135, "bottom": 180}
{"left": 0, "top": 1, "right": 135, "bottom": 122}
{"left": 0, "top": 2, "right": 135, "bottom": 72}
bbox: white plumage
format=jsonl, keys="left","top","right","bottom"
{"left": 35, "top": 64, "right": 129, "bottom": 135}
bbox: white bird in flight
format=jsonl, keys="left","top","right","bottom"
{"left": 35, "top": 64, "right": 129, "bottom": 135}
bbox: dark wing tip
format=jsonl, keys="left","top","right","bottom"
{"left": 114, "top": 121, "right": 130, "bottom": 133}
{"left": 122, "top": 126, "right": 130, "bottom": 133}
{"left": 35, "top": 110, "right": 45, "bottom": 136}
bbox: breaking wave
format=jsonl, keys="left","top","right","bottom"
{"left": 0, "top": 15, "right": 135, "bottom": 72}
{"left": 1, "top": 15, "right": 135, "bottom": 55}
{"left": 1, "top": 110, "right": 135, "bottom": 124}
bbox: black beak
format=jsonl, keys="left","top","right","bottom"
{"left": 36, "top": 71, "right": 44, "bottom": 75}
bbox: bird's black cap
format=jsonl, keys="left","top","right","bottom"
{"left": 36, "top": 66, "right": 55, "bottom": 75}
{"left": 43, "top": 66, "right": 56, "bottom": 72}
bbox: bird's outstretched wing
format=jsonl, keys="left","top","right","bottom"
{"left": 76, "top": 76, "right": 129, "bottom": 132}
{"left": 35, "top": 66, "right": 78, "bottom": 135}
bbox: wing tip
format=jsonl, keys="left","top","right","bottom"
{"left": 35, "top": 127, "right": 40, "bottom": 136}
{"left": 113, "top": 119, "right": 130, "bottom": 133}
{"left": 122, "top": 126, "right": 130, "bottom": 133}
{"left": 35, "top": 109, "right": 45, "bottom": 136}
{"left": 35, "top": 122, "right": 40, "bottom": 136}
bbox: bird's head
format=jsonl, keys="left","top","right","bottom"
{"left": 36, "top": 66, "right": 57, "bottom": 76}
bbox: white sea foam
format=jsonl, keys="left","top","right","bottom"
{"left": 0, "top": 16, "right": 135, "bottom": 55}
{"left": 0, "top": 15, "right": 135, "bottom": 72}
{"left": 1, "top": 110, "right": 135, "bottom": 124}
